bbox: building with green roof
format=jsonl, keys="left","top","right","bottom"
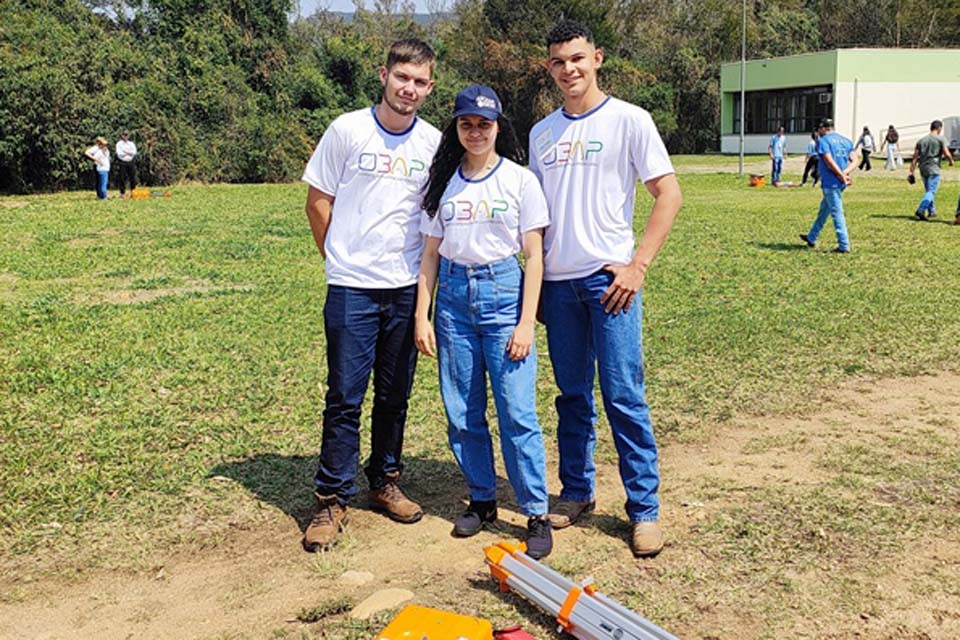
{"left": 719, "top": 49, "right": 960, "bottom": 155}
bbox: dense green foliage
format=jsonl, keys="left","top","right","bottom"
{"left": 1, "top": 0, "right": 958, "bottom": 191}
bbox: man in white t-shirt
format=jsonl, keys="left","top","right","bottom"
{"left": 115, "top": 131, "right": 138, "bottom": 198}
{"left": 300, "top": 39, "right": 440, "bottom": 552}
{"left": 529, "top": 21, "right": 682, "bottom": 558}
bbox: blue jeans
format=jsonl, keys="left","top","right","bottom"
{"left": 541, "top": 270, "right": 659, "bottom": 523}
{"left": 315, "top": 284, "right": 418, "bottom": 504}
{"left": 771, "top": 157, "right": 783, "bottom": 183}
{"left": 96, "top": 170, "right": 109, "bottom": 199}
{"left": 436, "top": 257, "right": 548, "bottom": 516}
{"left": 807, "top": 187, "right": 850, "bottom": 251}
{"left": 918, "top": 174, "right": 941, "bottom": 215}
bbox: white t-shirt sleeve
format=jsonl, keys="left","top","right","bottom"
{"left": 302, "top": 121, "right": 345, "bottom": 196}
{"left": 630, "top": 111, "right": 674, "bottom": 183}
{"left": 518, "top": 171, "right": 549, "bottom": 233}
{"left": 420, "top": 208, "right": 444, "bottom": 239}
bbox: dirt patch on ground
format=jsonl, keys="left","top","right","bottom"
{"left": 65, "top": 229, "right": 125, "bottom": 248}
{"left": 1, "top": 371, "right": 958, "bottom": 639}
{"left": 79, "top": 279, "right": 254, "bottom": 306}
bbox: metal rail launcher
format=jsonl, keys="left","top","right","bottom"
{"left": 484, "top": 541, "right": 678, "bottom": 640}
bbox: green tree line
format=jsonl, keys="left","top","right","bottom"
{"left": 1, "top": 0, "right": 957, "bottom": 192}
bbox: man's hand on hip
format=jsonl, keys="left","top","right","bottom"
{"left": 601, "top": 264, "right": 645, "bottom": 314}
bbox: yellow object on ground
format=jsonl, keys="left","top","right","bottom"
{"left": 749, "top": 174, "right": 765, "bottom": 187}
{"left": 375, "top": 604, "right": 494, "bottom": 640}
{"left": 131, "top": 187, "right": 150, "bottom": 199}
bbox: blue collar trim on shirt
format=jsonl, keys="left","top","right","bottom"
{"left": 370, "top": 106, "right": 418, "bottom": 136}
{"left": 561, "top": 95, "right": 612, "bottom": 121}
{"left": 458, "top": 156, "right": 504, "bottom": 183}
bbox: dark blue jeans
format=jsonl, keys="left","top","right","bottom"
{"left": 314, "top": 284, "right": 418, "bottom": 504}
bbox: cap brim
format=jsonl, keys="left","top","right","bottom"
{"left": 453, "top": 108, "right": 500, "bottom": 121}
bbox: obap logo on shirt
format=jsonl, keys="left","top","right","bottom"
{"left": 542, "top": 139, "right": 604, "bottom": 168}
{"left": 358, "top": 152, "right": 427, "bottom": 179}
{"left": 440, "top": 198, "right": 509, "bottom": 223}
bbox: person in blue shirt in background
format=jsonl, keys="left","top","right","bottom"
{"left": 800, "top": 118, "right": 856, "bottom": 253}
{"left": 801, "top": 131, "right": 819, "bottom": 186}
{"left": 768, "top": 125, "right": 787, "bottom": 184}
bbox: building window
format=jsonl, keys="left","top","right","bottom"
{"left": 733, "top": 85, "right": 832, "bottom": 134}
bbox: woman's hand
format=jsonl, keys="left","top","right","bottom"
{"left": 507, "top": 321, "right": 534, "bottom": 361}
{"left": 415, "top": 317, "right": 437, "bottom": 358}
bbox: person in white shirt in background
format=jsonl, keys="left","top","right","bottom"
{"left": 855, "top": 126, "right": 875, "bottom": 171}
{"left": 115, "top": 131, "right": 138, "bottom": 198}
{"left": 84, "top": 136, "right": 110, "bottom": 199}
{"left": 301, "top": 39, "right": 440, "bottom": 552}
{"left": 414, "top": 84, "right": 554, "bottom": 560}
{"left": 528, "top": 20, "right": 682, "bottom": 559}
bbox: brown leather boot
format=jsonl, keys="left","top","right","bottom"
{"left": 630, "top": 521, "right": 664, "bottom": 558}
{"left": 546, "top": 499, "right": 595, "bottom": 529}
{"left": 368, "top": 472, "right": 423, "bottom": 523}
{"left": 302, "top": 494, "right": 348, "bottom": 552}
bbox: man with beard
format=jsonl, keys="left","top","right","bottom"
{"left": 301, "top": 39, "right": 440, "bottom": 551}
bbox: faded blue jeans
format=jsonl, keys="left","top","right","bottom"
{"left": 771, "top": 157, "right": 784, "bottom": 184}
{"left": 541, "top": 270, "right": 660, "bottom": 523}
{"left": 918, "top": 174, "right": 941, "bottom": 215}
{"left": 96, "top": 170, "right": 109, "bottom": 199}
{"left": 435, "top": 256, "right": 548, "bottom": 516}
{"left": 807, "top": 186, "right": 850, "bottom": 252}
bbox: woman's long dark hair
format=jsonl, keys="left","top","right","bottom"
{"left": 421, "top": 115, "right": 524, "bottom": 218}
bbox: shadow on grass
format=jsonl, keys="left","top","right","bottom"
{"left": 868, "top": 212, "right": 958, "bottom": 225}
{"left": 208, "top": 453, "right": 523, "bottom": 535}
{"left": 753, "top": 242, "right": 811, "bottom": 252}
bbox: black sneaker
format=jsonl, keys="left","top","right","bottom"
{"left": 525, "top": 516, "right": 553, "bottom": 560}
{"left": 915, "top": 210, "right": 928, "bottom": 221}
{"left": 453, "top": 500, "right": 497, "bottom": 537}
{"left": 799, "top": 234, "right": 815, "bottom": 248}
{"left": 832, "top": 247, "right": 850, "bottom": 254}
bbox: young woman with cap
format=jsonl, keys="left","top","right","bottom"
{"left": 415, "top": 84, "right": 553, "bottom": 559}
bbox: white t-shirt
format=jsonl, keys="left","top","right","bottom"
{"left": 528, "top": 97, "right": 674, "bottom": 281}
{"left": 116, "top": 140, "right": 137, "bottom": 162}
{"left": 86, "top": 145, "right": 110, "bottom": 171}
{"left": 420, "top": 157, "right": 549, "bottom": 266}
{"left": 302, "top": 107, "right": 440, "bottom": 289}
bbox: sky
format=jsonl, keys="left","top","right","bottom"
{"left": 295, "top": 0, "right": 437, "bottom": 15}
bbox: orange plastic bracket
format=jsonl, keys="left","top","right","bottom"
{"left": 557, "top": 586, "right": 582, "bottom": 630}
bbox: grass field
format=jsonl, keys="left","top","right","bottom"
{"left": 2, "top": 156, "right": 960, "bottom": 637}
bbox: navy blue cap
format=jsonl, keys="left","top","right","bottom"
{"left": 452, "top": 84, "right": 502, "bottom": 121}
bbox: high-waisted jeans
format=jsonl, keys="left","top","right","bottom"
{"left": 435, "top": 256, "right": 548, "bottom": 516}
